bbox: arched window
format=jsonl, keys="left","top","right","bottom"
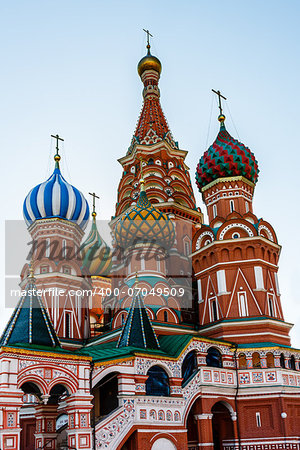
{"left": 245, "top": 201, "right": 249, "bottom": 213}
{"left": 92, "top": 373, "right": 119, "bottom": 419}
{"left": 266, "top": 352, "right": 275, "bottom": 368}
{"left": 252, "top": 352, "right": 261, "bottom": 368}
{"left": 213, "top": 204, "right": 217, "bottom": 218}
{"left": 290, "top": 355, "right": 296, "bottom": 371}
{"left": 146, "top": 366, "right": 170, "bottom": 396}
{"left": 148, "top": 158, "right": 154, "bottom": 165}
{"left": 230, "top": 200, "right": 235, "bottom": 213}
{"left": 238, "top": 353, "right": 247, "bottom": 369}
{"left": 182, "top": 351, "right": 198, "bottom": 386}
{"left": 45, "top": 238, "right": 50, "bottom": 258}
{"left": 206, "top": 347, "right": 222, "bottom": 368}
{"left": 62, "top": 239, "right": 67, "bottom": 259}
{"left": 163, "top": 310, "right": 168, "bottom": 322}
{"left": 280, "top": 353, "right": 285, "bottom": 368}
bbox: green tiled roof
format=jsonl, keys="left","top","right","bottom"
{"left": 78, "top": 334, "right": 193, "bottom": 362}
{"left": 117, "top": 290, "right": 160, "bottom": 350}
{"left": 0, "top": 278, "right": 60, "bottom": 348}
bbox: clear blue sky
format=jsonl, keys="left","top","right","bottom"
{"left": 1, "top": 0, "right": 300, "bottom": 346}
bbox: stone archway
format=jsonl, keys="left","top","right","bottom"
{"left": 211, "top": 402, "right": 234, "bottom": 450}
{"left": 20, "top": 382, "right": 42, "bottom": 450}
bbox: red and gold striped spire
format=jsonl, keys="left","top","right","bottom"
{"left": 128, "top": 37, "right": 177, "bottom": 153}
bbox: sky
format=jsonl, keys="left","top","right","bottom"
{"left": 0, "top": 0, "right": 300, "bottom": 346}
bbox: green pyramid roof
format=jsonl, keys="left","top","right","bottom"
{"left": 0, "top": 277, "right": 60, "bottom": 348}
{"left": 117, "top": 288, "right": 159, "bottom": 350}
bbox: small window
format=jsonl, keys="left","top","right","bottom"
{"left": 280, "top": 353, "right": 285, "bottom": 368}
{"left": 184, "top": 241, "right": 190, "bottom": 256}
{"left": 40, "top": 265, "right": 49, "bottom": 274}
{"left": 238, "top": 292, "right": 248, "bottom": 317}
{"left": 65, "top": 312, "right": 72, "bottom": 338}
{"left": 252, "top": 352, "right": 261, "bottom": 368}
{"left": 182, "top": 351, "right": 197, "bottom": 386}
{"left": 290, "top": 355, "right": 296, "bottom": 371}
{"left": 45, "top": 238, "right": 50, "bottom": 258}
{"left": 268, "top": 294, "right": 275, "bottom": 317}
{"left": 210, "top": 298, "right": 218, "bottom": 321}
{"left": 62, "top": 239, "right": 67, "bottom": 259}
{"left": 245, "top": 201, "right": 249, "bottom": 213}
{"left": 256, "top": 412, "right": 261, "bottom": 427}
{"left": 156, "top": 255, "right": 161, "bottom": 272}
{"left": 213, "top": 204, "right": 217, "bottom": 218}
{"left": 230, "top": 200, "right": 235, "bottom": 213}
{"left": 146, "top": 366, "right": 170, "bottom": 396}
{"left": 232, "top": 233, "right": 240, "bottom": 239}
{"left": 121, "top": 313, "right": 126, "bottom": 325}
{"left": 206, "top": 347, "right": 222, "bottom": 368}
{"left": 63, "top": 265, "right": 71, "bottom": 275}
{"left": 164, "top": 311, "right": 168, "bottom": 322}
{"left": 238, "top": 353, "right": 247, "bottom": 369}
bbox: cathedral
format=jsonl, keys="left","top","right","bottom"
{"left": 0, "top": 38, "right": 299, "bottom": 450}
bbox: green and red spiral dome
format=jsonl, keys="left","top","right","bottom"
{"left": 196, "top": 118, "right": 259, "bottom": 190}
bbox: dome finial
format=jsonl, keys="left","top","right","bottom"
{"left": 89, "top": 191, "right": 100, "bottom": 220}
{"left": 212, "top": 89, "right": 227, "bottom": 126}
{"left": 51, "top": 134, "right": 64, "bottom": 167}
{"left": 138, "top": 30, "right": 161, "bottom": 77}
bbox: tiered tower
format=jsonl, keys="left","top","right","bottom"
{"left": 106, "top": 41, "right": 203, "bottom": 327}
{"left": 193, "top": 106, "right": 291, "bottom": 345}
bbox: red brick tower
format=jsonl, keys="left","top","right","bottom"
{"left": 193, "top": 104, "right": 291, "bottom": 345}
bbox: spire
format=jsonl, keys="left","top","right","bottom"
{"left": 128, "top": 35, "right": 176, "bottom": 153}
{"left": 0, "top": 265, "right": 61, "bottom": 348}
{"left": 117, "top": 279, "right": 160, "bottom": 349}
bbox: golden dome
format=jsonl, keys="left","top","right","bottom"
{"left": 137, "top": 45, "right": 162, "bottom": 77}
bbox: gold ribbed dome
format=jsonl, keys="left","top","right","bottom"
{"left": 137, "top": 45, "right": 162, "bottom": 77}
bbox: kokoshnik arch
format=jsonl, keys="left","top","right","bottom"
{"left": 0, "top": 35, "right": 299, "bottom": 450}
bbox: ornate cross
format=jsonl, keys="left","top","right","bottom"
{"left": 143, "top": 29, "right": 153, "bottom": 46}
{"left": 51, "top": 134, "right": 64, "bottom": 158}
{"left": 212, "top": 89, "right": 227, "bottom": 115}
{"left": 89, "top": 192, "right": 100, "bottom": 215}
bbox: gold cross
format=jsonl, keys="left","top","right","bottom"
{"left": 51, "top": 134, "right": 64, "bottom": 158}
{"left": 89, "top": 192, "right": 100, "bottom": 215}
{"left": 212, "top": 89, "right": 227, "bottom": 116}
{"left": 143, "top": 29, "right": 153, "bottom": 46}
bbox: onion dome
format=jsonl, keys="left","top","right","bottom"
{"left": 138, "top": 44, "right": 162, "bottom": 77}
{"left": 81, "top": 211, "right": 112, "bottom": 277}
{"left": 196, "top": 115, "right": 259, "bottom": 190}
{"left": 114, "top": 182, "right": 175, "bottom": 250}
{"left": 23, "top": 154, "right": 89, "bottom": 230}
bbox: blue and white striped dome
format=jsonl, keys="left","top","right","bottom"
{"left": 23, "top": 159, "right": 90, "bottom": 230}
